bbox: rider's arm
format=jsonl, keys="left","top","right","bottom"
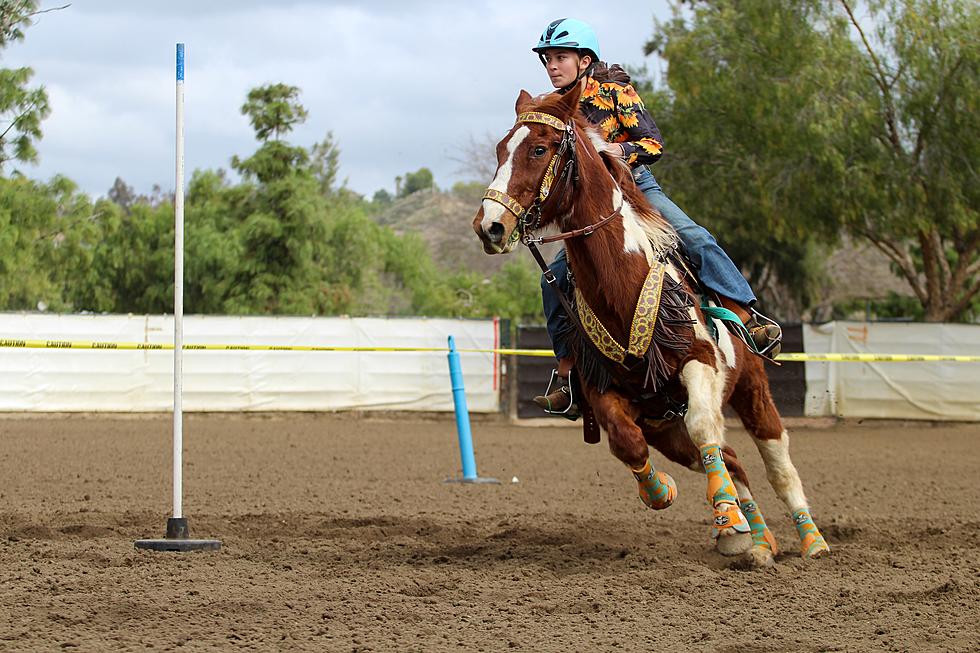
{"left": 610, "top": 82, "right": 664, "bottom": 166}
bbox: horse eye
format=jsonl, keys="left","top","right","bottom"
{"left": 532, "top": 146, "right": 547, "bottom": 157}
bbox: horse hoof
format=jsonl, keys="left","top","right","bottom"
{"left": 802, "top": 536, "right": 831, "bottom": 559}
{"left": 715, "top": 530, "right": 752, "bottom": 557}
{"left": 638, "top": 471, "right": 676, "bottom": 510}
{"left": 728, "top": 545, "right": 775, "bottom": 570}
{"left": 747, "top": 545, "right": 776, "bottom": 568}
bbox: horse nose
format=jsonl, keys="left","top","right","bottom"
{"left": 487, "top": 221, "right": 505, "bottom": 244}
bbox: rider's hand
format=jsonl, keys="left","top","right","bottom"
{"left": 599, "top": 142, "right": 626, "bottom": 159}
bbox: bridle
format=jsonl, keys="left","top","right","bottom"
{"left": 481, "top": 109, "right": 626, "bottom": 399}
{"left": 482, "top": 110, "right": 622, "bottom": 248}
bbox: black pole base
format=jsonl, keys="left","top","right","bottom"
{"left": 135, "top": 517, "right": 221, "bottom": 552}
{"left": 166, "top": 517, "right": 190, "bottom": 539}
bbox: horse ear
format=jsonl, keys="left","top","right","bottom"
{"left": 555, "top": 79, "right": 584, "bottom": 119}
{"left": 515, "top": 89, "right": 534, "bottom": 114}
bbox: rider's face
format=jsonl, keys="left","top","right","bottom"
{"left": 542, "top": 49, "right": 590, "bottom": 88}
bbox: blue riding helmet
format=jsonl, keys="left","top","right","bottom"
{"left": 532, "top": 18, "right": 600, "bottom": 61}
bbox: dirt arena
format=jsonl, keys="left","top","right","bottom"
{"left": 0, "top": 414, "right": 977, "bottom": 652}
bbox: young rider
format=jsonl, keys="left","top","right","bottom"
{"left": 530, "top": 18, "right": 781, "bottom": 415}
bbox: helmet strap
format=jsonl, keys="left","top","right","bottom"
{"left": 547, "top": 53, "right": 594, "bottom": 95}
{"left": 559, "top": 69, "right": 591, "bottom": 95}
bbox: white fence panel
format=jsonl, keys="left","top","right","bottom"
{"left": 0, "top": 314, "right": 499, "bottom": 413}
{"left": 803, "top": 321, "right": 980, "bottom": 420}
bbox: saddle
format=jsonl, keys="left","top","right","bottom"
{"left": 560, "top": 250, "right": 764, "bottom": 445}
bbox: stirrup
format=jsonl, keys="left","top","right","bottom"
{"left": 749, "top": 309, "right": 782, "bottom": 358}
{"left": 537, "top": 369, "right": 578, "bottom": 418}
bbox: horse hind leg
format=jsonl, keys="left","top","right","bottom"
{"left": 758, "top": 434, "right": 830, "bottom": 559}
{"left": 730, "top": 370, "right": 830, "bottom": 559}
{"left": 722, "top": 446, "right": 778, "bottom": 567}
{"left": 679, "top": 358, "right": 752, "bottom": 554}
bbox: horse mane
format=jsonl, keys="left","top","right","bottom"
{"left": 529, "top": 91, "right": 691, "bottom": 394}
{"left": 606, "top": 153, "right": 679, "bottom": 258}
{"left": 530, "top": 92, "right": 678, "bottom": 257}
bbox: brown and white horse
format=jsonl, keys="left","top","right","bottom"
{"left": 472, "top": 85, "right": 829, "bottom": 567}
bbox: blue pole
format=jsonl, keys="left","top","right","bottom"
{"left": 447, "top": 335, "right": 478, "bottom": 480}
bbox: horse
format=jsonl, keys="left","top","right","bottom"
{"left": 472, "top": 84, "right": 830, "bottom": 567}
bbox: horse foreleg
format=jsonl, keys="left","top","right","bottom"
{"left": 729, "top": 369, "right": 830, "bottom": 559}
{"left": 711, "top": 455, "right": 778, "bottom": 570}
{"left": 718, "top": 446, "right": 778, "bottom": 565}
{"left": 645, "top": 423, "right": 769, "bottom": 560}
{"left": 680, "top": 359, "right": 752, "bottom": 553}
{"left": 587, "top": 387, "right": 676, "bottom": 510}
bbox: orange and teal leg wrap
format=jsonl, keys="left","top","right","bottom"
{"left": 631, "top": 460, "right": 677, "bottom": 510}
{"left": 700, "top": 445, "right": 750, "bottom": 534}
{"left": 793, "top": 509, "right": 830, "bottom": 558}
{"left": 740, "top": 500, "right": 778, "bottom": 554}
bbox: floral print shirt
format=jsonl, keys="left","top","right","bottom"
{"left": 578, "top": 77, "right": 664, "bottom": 167}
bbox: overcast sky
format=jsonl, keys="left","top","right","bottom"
{"left": 4, "top": 1, "right": 671, "bottom": 199}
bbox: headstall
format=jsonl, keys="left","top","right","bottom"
{"left": 482, "top": 111, "right": 621, "bottom": 246}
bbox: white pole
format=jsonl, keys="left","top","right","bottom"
{"left": 173, "top": 42, "right": 185, "bottom": 520}
{"left": 136, "top": 44, "right": 218, "bottom": 550}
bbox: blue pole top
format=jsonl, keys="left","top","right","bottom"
{"left": 447, "top": 335, "right": 456, "bottom": 351}
{"left": 176, "top": 43, "right": 185, "bottom": 81}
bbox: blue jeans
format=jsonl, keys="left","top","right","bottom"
{"left": 541, "top": 167, "right": 756, "bottom": 359}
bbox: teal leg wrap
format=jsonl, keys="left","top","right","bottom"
{"left": 699, "top": 445, "right": 750, "bottom": 534}
{"left": 699, "top": 445, "right": 739, "bottom": 505}
{"left": 631, "top": 460, "right": 676, "bottom": 510}
{"left": 793, "top": 509, "right": 830, "bottom": 558}
{"left": 740, "top": 499, "right": 777, "bottom": 553}
{"left": 634, "top": 467, "right": 670, "bottom": 505}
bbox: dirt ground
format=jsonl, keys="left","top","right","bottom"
{"left": 0, "top": 414, "right": 977, "bottom": 652}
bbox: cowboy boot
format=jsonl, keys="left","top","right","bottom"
{"left": 719, "top": 297, "right": 783, "bottom": 358}
{"left": 533, "top": 375, "right": 580, "bottom": 417}
{"left": 747, "top": 309, "right": 782, "bottom": 357}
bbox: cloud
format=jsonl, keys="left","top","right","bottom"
{"left": 6, "top": 1, "right": 665, "bottom": 197}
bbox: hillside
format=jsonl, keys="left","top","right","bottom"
{"left": 374, "top": 189, "right": 914, "bottom": 320}
{"left": 371, "top": 187, "right": 562, "bottom": 278}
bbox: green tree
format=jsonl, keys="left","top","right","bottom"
{"left": 646, "top": 0, "right": 860, "bottom": 317}
{"left": 835, "top": 0, "right": 979, "bottom": 321}
{"left": 239, "top": 83, "right": 308, "bottom": 142}
{"left": 183, "top": 169, "right": 244, "bottom": 313}
{"left": 648, "top": 0, "right": 978, "bottom": 321}
{"left": 371, "top": 188, "right": 393, "bottom": 207}
{"left": 107, "top": 177, "right": 136, "bottom": 212}
{"left": 398, "top": 167, "right": 435, "bottom": 197}
{"left": 224, "top": 84, "right": 329, "bottom": 314}
{"left": 0, "top": 175, "right": 65, "bottom": 309}
{"left": 0, "top": 0, "right": 50, "bottom": 170}
{"left": 309, "top": 131, "right": 342, "bottom": 196}
{"left": 452, "top": 260, "right": 543, "bottom": 324}
{"left": 76, "top": 200, "right": 174, "bottom": 313}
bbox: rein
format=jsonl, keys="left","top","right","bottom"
{"left": 481, "top": 110, "right": 627, "bottom": 351}
{"left": 533, "top": 208, "right": 622, "bottom": 244}
{"left": 482, "top": 112, "right": 627, "bottom": 374}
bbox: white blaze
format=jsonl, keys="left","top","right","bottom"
{"left": 480, "top": 126, "right": 530, "bottom": 232}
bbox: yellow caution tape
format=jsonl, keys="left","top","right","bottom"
{"left": 0, "top": 338, "right": 446, "bottom": 353}
{"left": 0, "top": 338, "right": 977, "bottom": 362}
{"left": 774, "top": 352, "right": 980, "bottom": 363}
